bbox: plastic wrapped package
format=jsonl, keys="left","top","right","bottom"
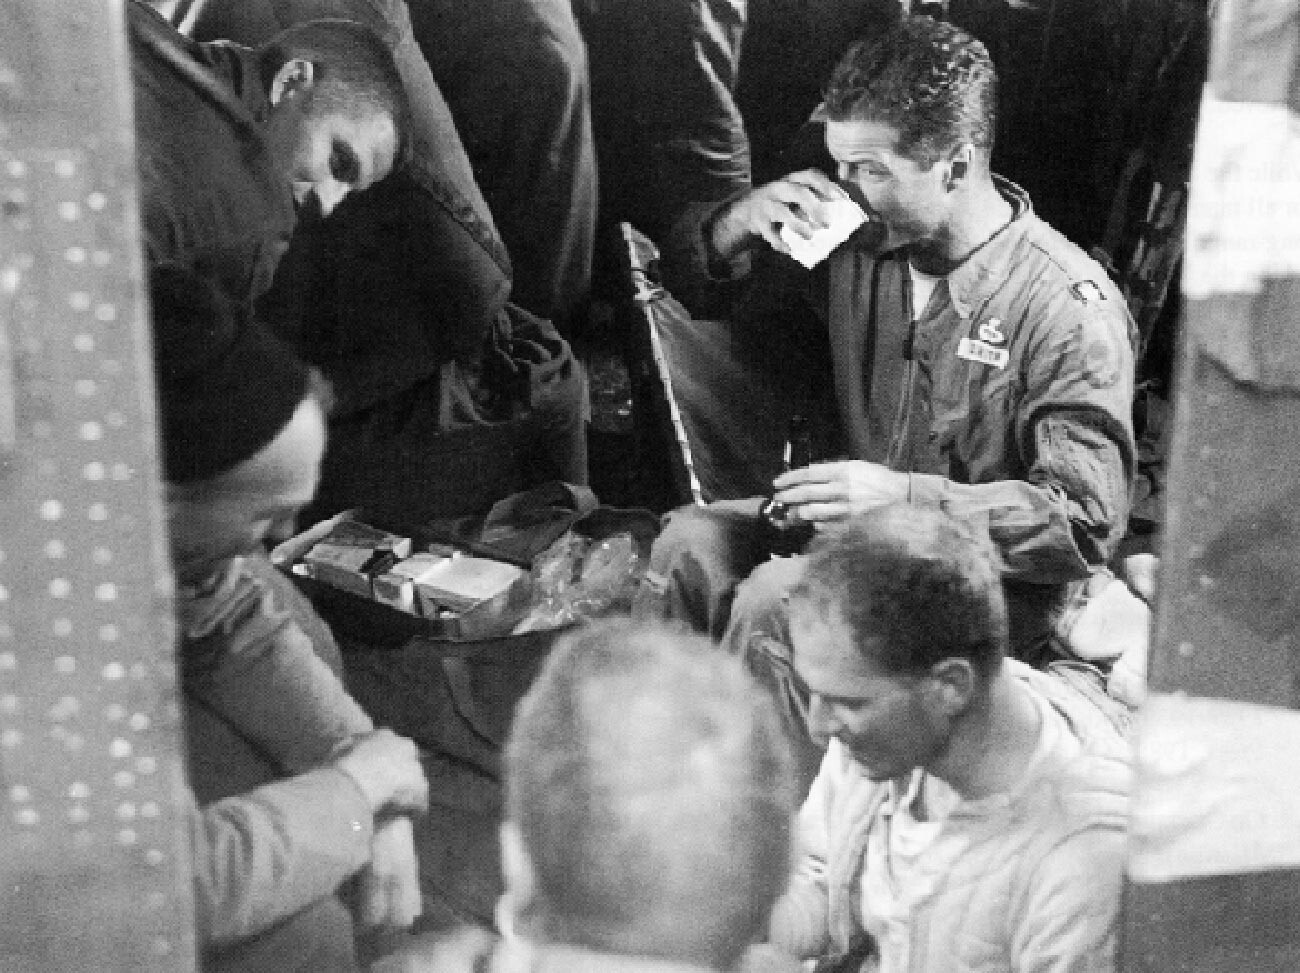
{"left": 513, "top": 531, "right": 646, "bottom": 633}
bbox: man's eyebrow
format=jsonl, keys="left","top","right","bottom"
{"left": 833, "top": 150, "right": 886, "bottom": 165}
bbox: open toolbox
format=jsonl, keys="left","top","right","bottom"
{"left": 270, "top": 506, "right": 660, "bottom": 658}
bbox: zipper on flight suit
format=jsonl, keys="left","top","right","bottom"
{"left": 886, "top": 272, "right": 921, "bottom": 470}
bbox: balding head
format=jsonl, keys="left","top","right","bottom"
{"left": 504, "top": 618, "right": 796, "bottom": 970}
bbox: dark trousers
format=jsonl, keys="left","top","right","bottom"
{"left": 407, "top": 0, "right": 597, "bottom": 331}
{"left": 583, "top": 0, "right": 752, "bottom": 244}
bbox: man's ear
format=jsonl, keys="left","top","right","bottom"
{"left": 925, "top": 657, "right": 977, "bottom": 715}
{"left": 944, "top": 144, "right": 975, "bottom": 191}
{"left": 268, "top": 58, "right": 316, "bottom": 106}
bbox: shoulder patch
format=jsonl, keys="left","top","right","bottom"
{"left": 1070, "top": 280, "right": 1108, "bottom": 304}
{"left": 1083, "top": 334, "right": 1122, "bottom": 389}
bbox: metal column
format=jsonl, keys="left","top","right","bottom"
{"left": 0, "top": 1, "right": 196, "bottom": 969}
{"left": 1123, "top": 1, "right": 1300, "bottom": 969}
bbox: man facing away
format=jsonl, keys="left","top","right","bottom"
{"left": 638, "top": 15, "right": 1137, "bottom": 784}
{"left": 375, "top": 617, "right": 803, "bottom": 973}
{"left": 770, "top": 505, "right": 1129, "bottom": 973}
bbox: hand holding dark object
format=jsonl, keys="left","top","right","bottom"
{"left": 762, "top": 414, "right": 817, "bottom": 555}
{"left": 771, "top": 460, "right": 909, "bottom": 526}
{"left": 334, "top": 729, "right": 430, "bottom": 817}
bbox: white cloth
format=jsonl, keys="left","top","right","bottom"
{"left": 907, "top": 263, "right": 944, "bottom": 321}
{"left": 858, "top": 691, "right": 1068, "bottom": 973}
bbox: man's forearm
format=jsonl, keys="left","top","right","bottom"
{"left": 705, "top": 195, "right": 758, "bottom": 265}
{"left": 906, "top": 473, "right": 1103, "bottom": 583}
{"left": 191, "top": 768, "right": 374, "bottom": 947}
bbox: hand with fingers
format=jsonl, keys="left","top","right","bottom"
{"left": 709, "top": 169, "right": 850, "bottom": 261}
{"left": 353, "top": 816, "right": 422, "bottom": 933}
{"left": 333, "top": 728, "right": 430, "bottom": 819}
{"left": 769, "top": 460, "right": 910, "bottom": 526}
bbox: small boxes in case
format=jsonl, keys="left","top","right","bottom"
{"left": 316, "top": 521, "right": 413, "bottom": 558}
{"left": 373, "top": 553, "right": 452, "bottom": 613}
{"left": 412, "top": 556, "right": 528, "bottom": 616}
{"left": 275, "top": 511, "right": 534, "bottom": 641}
{"left": 302, "top": 543, "right": 398, "bottom": 598}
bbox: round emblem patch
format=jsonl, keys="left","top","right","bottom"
{"left": 1083, "top": 336, "right": 1121, "bottom": 389}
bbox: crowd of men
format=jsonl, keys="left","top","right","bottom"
{"left": 128, "top": 1, "right": 1156, "bottom": 970}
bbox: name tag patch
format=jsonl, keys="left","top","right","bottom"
{"left": 957, "top": 337, "right": 1009, "bottom": 368}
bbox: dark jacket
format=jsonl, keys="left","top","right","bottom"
{"left": 177, "top": 0, "right": 588, "bottom": 523}
{"left": 130, "top": 0, "right": 294, "bottom": 308}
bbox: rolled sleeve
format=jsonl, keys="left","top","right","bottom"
{"left": 191, "top": 768, "right": 374, "bottom": 947}
{"left": 180, "top": 557, "right": 374, "bottom": 775}
{"left": 660, "top": 195, "right": 755, "bottom": 312}
{"left": 1013, "top": 289, "right": 1136, "bottom": 571}
{"left": 768, "top": 746, "right": 836, "bottom": 959}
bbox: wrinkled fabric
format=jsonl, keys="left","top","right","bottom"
{"left": 425, "top": 481, "right": 601, "bottom": 565}
{"left": 191, "top": 769, "right": 372, "bottom": 962}
{"left": 770, "top": 663, "right": 1130, "bottom": 973}
{"left": 130, "top": 9, "right": 376, "bottom": 965}
{"left": 178, "top": 0, "right": 513, "bottom": 370}
{"left": 838, "top": 183, "right": 1136, "bottom": 581}
{"left": 131, "top": 1, "right": 293, "bottom": 319}
{"left": 646, "top": 179, "right": 1136, "bottom": 659}
{"left": 583, "top": 0, "right": 752, "bottom": 243}
{"left": 341, "top": 643, "right": 552, "bottom": 926}
{"left": 407, "top": 0, "right": 596, "bottom": 329}
{"left": 179, "top": 555, "right": 374, "bottom": 800}
{"left": 179, "top": 0, "right": 589, "bottom": 523}
{"left": 303, "top": 306, "right": 588, "bottom": 527}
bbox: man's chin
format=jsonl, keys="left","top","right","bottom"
{"left": 847, "top": 748, "right": 902, "bottom": 781}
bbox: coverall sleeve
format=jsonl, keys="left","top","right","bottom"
{"left": 655, "top": 195, "right": 760, "bottom": 318}
{"left": 190, "top": 767, "right": 374, "bottom": 947}
{"left": 908, "top": 289, "right": 1136, "bottom": 582}
{"left": 1008, "top": 824, "right": 1126, "bottom": 973}
{"left": 767, "top": 746, "right": 836, "bottom": 959}
{"left": 180, "top": 557, "right": 374, "bottom": 775}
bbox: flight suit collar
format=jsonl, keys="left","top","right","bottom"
{"left": 944, "top": 176, "right": 1033, "bottom": 320}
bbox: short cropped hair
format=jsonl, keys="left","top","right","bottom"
{"left": 789, "top": 505, "right": 1008, "bottom": 679}
{"left": 258, "top": 19, "right": 410, "bottom": 158}
{"left": 505, "top": 618, "right": 796, "bottom": 970}
{"left": 822, "top": 15, "right": 997, "bottom": 167}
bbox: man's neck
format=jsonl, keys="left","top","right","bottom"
{"left": 908, "top": 178, "right": 1014, "bottom": 277}
{"left": 929, "top": 674, "right": 1043, "bottom": 801}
